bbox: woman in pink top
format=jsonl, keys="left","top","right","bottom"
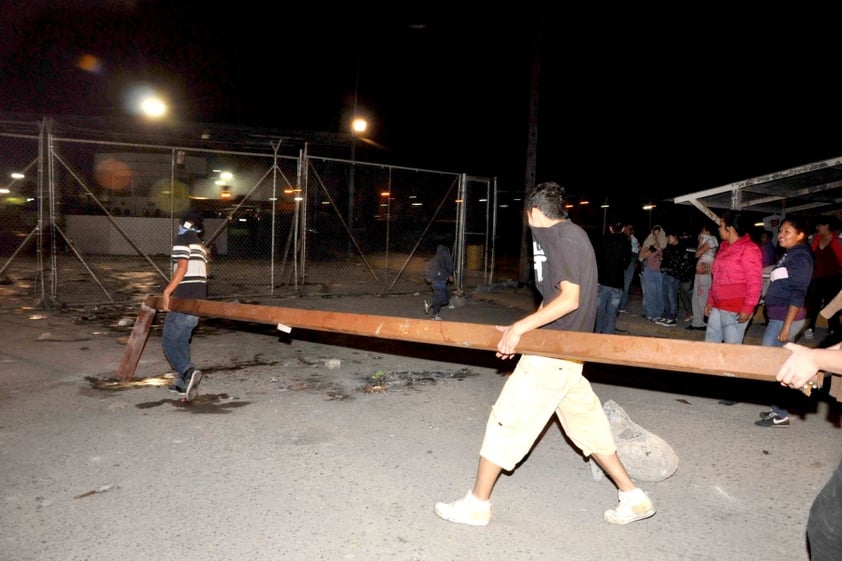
{"left": 704, "top": 210, "right": 763, "bottom": 344}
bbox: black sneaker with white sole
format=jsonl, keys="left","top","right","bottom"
{"left": 168, "top": 384, "right": 186, "bottom": 397}
{"left": 755, "top": 413, "right": 790, "bottom": 427}
{"left": 167, "top": 375, "right": 186, "bottom": 396}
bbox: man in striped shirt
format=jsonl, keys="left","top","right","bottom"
{"left": 161, "top": 208, "right": 208, "bottom": 401}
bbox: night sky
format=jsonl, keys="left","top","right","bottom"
{"left": 3, "top": 4, "right": 842, "bottom": 214}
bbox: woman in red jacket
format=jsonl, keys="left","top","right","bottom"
{"left": 704, "top": 210, "right": 763, "bottom": 344}
{"left": 804, "top": 216, "right": 842, "bottom": 341}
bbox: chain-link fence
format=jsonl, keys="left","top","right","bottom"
{"left": 0, "top": 116, "right": 507, "bottom": 309}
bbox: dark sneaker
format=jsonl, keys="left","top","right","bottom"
{"left": 656, "top": 318, "right": 676, "bottom": 327}
{"left": 167, "top": 374, "right": 186, "bottom": 396}
{"left": 755, "top": 413, "right": 790, "bottom": 427}
{"left": 167, "top": 384, "right": 186, "bottom": 397}
{"left": 758, "top": 410, "right": 775, "bottom": 420}
{"left": 185, "top": 369, "right": 203, "bottom": 401}
{"left": 686, "top": 325, "right": 706, "bottom": 331}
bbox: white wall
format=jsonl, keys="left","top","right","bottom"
{"left": 65, "top": 216, "right": 228, "bottom": 255}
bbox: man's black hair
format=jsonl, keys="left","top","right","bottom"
{"left": 526, "top": 181, "right": 568, "bottom": 220}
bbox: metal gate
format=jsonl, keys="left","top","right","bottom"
{"left": 0, "top": 116, "right": 500, "bottom": 309}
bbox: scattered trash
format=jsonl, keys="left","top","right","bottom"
{"left": 73, "top": 484, "right": 115, "bottom": 499}
{"left": 363, "top": 385, "right": 387, "bottom": 393}
{"left": 29, "top": 314, "right": 46, "bottom": 320}
{"left": 325, "top": 358, "right": 341, "bottom": 369}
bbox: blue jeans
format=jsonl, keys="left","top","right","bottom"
{"left": 161, "top": 311, "right": 199, "bottom": 376}
{"left": 661, "top": 274, "right": 680, "bottom": 321}
{"left": 704, "top": 307, "right": 751, "bottom": 344}
{"left": 641, "top": 269, "right": 663, "bottom": 320}
{"left": 620, "top": 260, "right": 637, "bottom": 311}
{"left": 595, "top": 284, "right": 623, "bottom": 334}
{"left": 762, "top": 318, "right": 805, "bottom": 418}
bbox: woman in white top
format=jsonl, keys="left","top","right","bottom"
{"left": 688, "top": 224, "right": 719, "bottom": 330}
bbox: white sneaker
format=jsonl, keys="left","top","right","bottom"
{"left": 434, "top": 490, "right": 491, "bottom": 526}
{"left": 424, "top": 300, "right": 430, "bottom": 315}
{"left": 604, "top": 488, "right": 656, "bottom": 525}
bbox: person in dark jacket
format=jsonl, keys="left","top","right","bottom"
{"left": 756, "top": 216, "right": 814, "bottom": 427}
{"left": 657, "top": 232, "right": 686, "bottom": 327}
{"left": 424, "top": 244, "right": 454, "bottom": 320}
{"left": 595, "top": 222, "right": 631, "bottom": 333}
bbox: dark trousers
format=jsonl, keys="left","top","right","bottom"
{"left": 430, "top": 280, "right": 449, "bottom": 315}
{"left": 806, "top": 276, "right": 842, "bottom": 333}
{"left": 808, "top": 455, "right": 842, "bottom": 561}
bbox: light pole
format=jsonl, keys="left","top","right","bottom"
{"left": 642, "top": 203, "right": 656, "bottom": 231}
{"left": 601, "top": 197, "right": 609, "bottom": 235}
{"left": 348, "top": 117, "right": 367, "bottom": 256}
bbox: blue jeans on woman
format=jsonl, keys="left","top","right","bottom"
{"left": 641, "top": 268, "right": 663, "bottom": 321}
{"left": 762, "top": 318, "right": 805, "bottom": 418}
{"left": 704, "top": 307, "right": 751, "bottom": 344}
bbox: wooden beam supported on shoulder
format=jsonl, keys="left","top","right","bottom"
{"left": 116, "top": 295, "right": 825, "bottom": 397}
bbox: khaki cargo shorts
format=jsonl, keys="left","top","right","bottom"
{"left": 479, "top": 354, "right": 616, "bottom": 471}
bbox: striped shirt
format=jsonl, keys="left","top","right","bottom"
{"left": 171, "top": 230, "right": 208, "bottom": 299}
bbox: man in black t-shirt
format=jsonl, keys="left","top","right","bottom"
{"left": 435, "top": 182, "right": 656, "bottom": 528}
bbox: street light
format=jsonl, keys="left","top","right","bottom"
{"left": 352, "top": 118, "right": 367, "bottom": 135}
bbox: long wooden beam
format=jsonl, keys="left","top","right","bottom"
{"left": 117, "top": 295, "right": 812, "bottom": 391}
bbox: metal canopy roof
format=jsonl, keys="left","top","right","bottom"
{"left": 670, "top": 154, "right": 842, "bottom": 224}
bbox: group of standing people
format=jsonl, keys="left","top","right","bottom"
{"left": 593, "top": 210, "right": 842, "bottom": 430}
{"left": 596, "top": 222, "right": 696, "bottom": 333}
{"left": 600, "top": 210, "right": 842, "bottom": 432}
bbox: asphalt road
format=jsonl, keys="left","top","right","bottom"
{"left": 1, "top": 288, "right": 839, "bottom": 561}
